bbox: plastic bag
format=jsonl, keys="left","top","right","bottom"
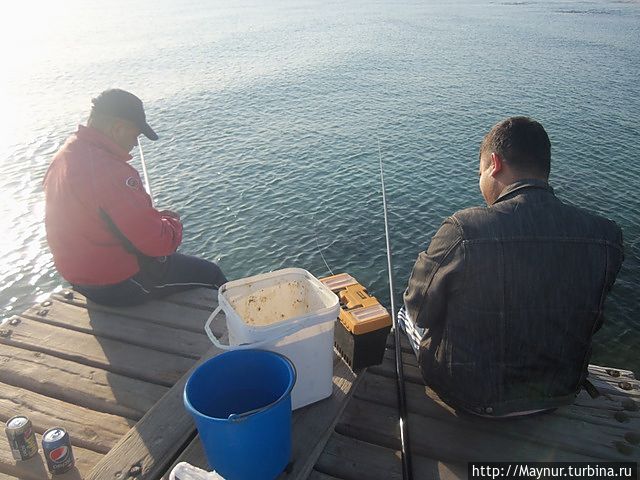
{"left": 169, "top": 462, "right": 225, "bottom": 480}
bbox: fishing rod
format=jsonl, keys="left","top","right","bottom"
{"left": 378, "top": 141, "right": 414, "bottom": 480}
{"left": 138, "top": 141, "right": 155, "bottom": 207}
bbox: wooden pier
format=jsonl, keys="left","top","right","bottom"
{"left": 0, "top": 288, "right": 638, "bottom": 479}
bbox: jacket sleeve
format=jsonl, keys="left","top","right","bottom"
{"left": 97, "top": 168, "right": 183, "bottom": 257}
{"left": 403, "top": 218, "right": 464, "bottom": 329}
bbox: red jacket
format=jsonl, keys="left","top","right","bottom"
{"left": 44, "top": 125, "right": 183, "bottom": 285}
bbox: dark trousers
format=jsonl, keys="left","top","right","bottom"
{"left": 74, "top": 253, "right": 227, "bottom": 307}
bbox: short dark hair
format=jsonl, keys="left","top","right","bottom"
{"left": 480, "top": 116, "right": 551, "bottom": 178}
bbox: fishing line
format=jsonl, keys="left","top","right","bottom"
{"left": 308, "top": 149, "right": 382, "bottom": 277}
{"left": 138, "top": 141, "right": 154, "bottom": 207}
{"left": 378, "top": 138, "right": 414, "bottom": 480}
{"left": 313, "top": 213, "right": 335, "bottom": 276}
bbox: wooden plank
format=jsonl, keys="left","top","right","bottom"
{"left": 368, "top": 349, "right": 423, "bottom": 384}
{"left": 22, "top": 298, "right": 211, "bottom": 360}
{"left": 0, "top": 382, "right": 133, "bottom": 454}
{"left": 573, "top": 392, "right": 640, "bottom": 414}
{"left": 160, "top": 353, "right": 361, "bottom": 480}
{"left": 85, "top": 346, "right": 224, "bottom": 480}
{"left": 0, "top": 343, "right": 167, "bottom": 420}
{"left": 588, "top": 373, "right": 640, "bottom": 399}
{"left": 315, "top": 432, "right": 466, "bottom": 480}
{"left": 282, "top": 353, "right": 361, "bottom": 480}
{"left": 356, "top": 371, "right": 639, "bottom": 460}
{"left": 385, "top": 332, "right": 414, "bottom": 354}
{"left": 337, "top": 396, "right": 634, "bottom": 463}
{"left": 163, "top": 288, "right": 219, "bottom": 310}
{"left": 1, "top": 317, "right": 194, "bottom": 387}
{"left": 589, "top": 365, "right": 636, "bottom": 380}
{"left": 159, "top": 438, "right": 207, "bottom": 479}
{"left": 0, "top": 431, "right": 103, "bottom": 480}
{"left": 307, "top": 470, "right": 343, "bottom": 480}
{"left": 51, "top": 289, "right": 217, "bottom": 333}
{"left": 559, "top": 391, "right": 639, "bottom": 421}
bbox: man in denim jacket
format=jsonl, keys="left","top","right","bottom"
{"left": 402, "top": 117, "right": 624, "bottom": 417}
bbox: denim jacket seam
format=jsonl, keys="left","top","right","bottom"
{"left": 576, "top": 249, "right": 610, "bottom": 392}
{"left": 413, "top": 218, "right": 463, "bottom": 326}
{"left": 414, "top": 237, "right": 463, "bottom": 320}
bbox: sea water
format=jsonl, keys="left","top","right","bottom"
{"left": 0, "top": 0, "right": 638, "bottom": 372}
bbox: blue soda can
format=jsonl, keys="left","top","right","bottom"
{"left": 42, "top": 427, "right": 75, "bottom": 475}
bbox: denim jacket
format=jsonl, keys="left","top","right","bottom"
{"left": 403, "top": 180, "right": 624, "bottom": 416}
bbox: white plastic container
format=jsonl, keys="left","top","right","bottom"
{"left": 205, "top": 268, "right": 339, "bottom": 410}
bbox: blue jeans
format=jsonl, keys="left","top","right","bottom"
{"left": 73, "top": 253, "right": 227, "bottom": 307}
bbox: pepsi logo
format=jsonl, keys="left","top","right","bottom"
{"left": 49, "top": 446, "right": 68, "bottom": 462}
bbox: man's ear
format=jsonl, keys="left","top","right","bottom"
{"left": 103, "top": 120, "right": 119, "bottom": 143}
{"left": 111, "top": 119, "right": 130, "bottom": 144}
{"left": 112, "top": 119, "right": 126, "bottom": 136}
{"left": 490, "top": 152, "right": 503, "bottom": 177}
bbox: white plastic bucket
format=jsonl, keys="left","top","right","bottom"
{"left": 205, "top": 268, "right": 339, "bottom": 410}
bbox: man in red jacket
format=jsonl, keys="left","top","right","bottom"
{"left": 44, "top": 89, "right": 227, "bottom": 306}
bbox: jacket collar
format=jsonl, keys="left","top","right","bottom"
{"left": 493, "top": 179, "right": 554, "bottom": 205}
{"left": 75, "top": 125, "right": 133, "bottom": 162}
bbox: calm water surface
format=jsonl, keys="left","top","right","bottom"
{"left": 1, "top": 0, "right": 638, "bottom": 372}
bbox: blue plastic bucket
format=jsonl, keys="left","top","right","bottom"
{"left": 184, "top": 349, "right": 296, "bottom": 480}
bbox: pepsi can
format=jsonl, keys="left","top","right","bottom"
{"left": 5, "top": 415, "right": 38, "bottom": 460}
{"left": 42, "top": 427, "right": 74, "bottom": 474}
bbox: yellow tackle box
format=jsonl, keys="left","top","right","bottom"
{"left": 320, "top": 273, "right": 392, "bottom": 370}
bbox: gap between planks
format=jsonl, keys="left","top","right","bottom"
{"left": 315, "top": 431, "right": 466, "bottom": 480}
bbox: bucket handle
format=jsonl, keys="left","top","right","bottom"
{"left": 226, "top": 354, "right": 297, "bottom": 423}
{"left": 227, "top": 352, "right": 297, "bottom": 423}
{"left": 227, "top": 406, "right": 267, "bottom": 423}
{"left": 205, "top": 306, "right": 300, "bottom": 350}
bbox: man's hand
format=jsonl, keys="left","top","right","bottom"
{"left": 160, "top": 209, "right": 181, "bottom": 221}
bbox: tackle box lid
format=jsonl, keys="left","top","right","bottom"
{"left": 320, "top": 273, "right": 392, "bottom": 335}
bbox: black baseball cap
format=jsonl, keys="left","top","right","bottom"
{"left": 91, "top": 89, "right": 158, "bottom": 140}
